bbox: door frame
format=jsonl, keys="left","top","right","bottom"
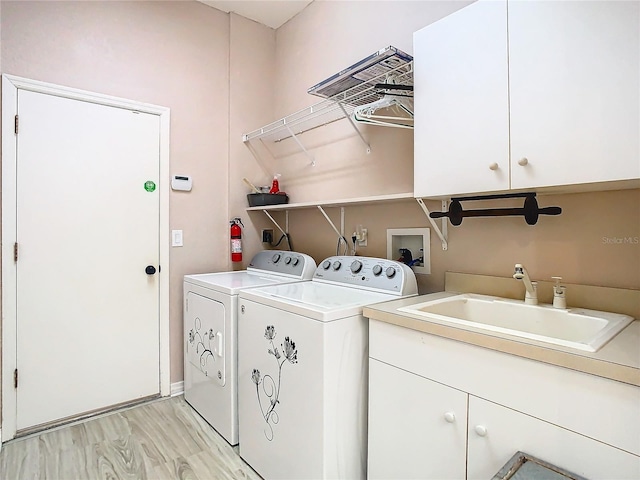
{"left": 1, "top": 74, "right": 171, "bottom": 441}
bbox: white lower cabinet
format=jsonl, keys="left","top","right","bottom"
{"left": 467, "top": 396, "right": 640, "bottom": 480}
{"left": 368, "top": 323, "right": 640, "bottom": 480}
{"left": 368, "top": 359, "right": 467, "bottom": 479}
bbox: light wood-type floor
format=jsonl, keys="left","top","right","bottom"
{"left": 0, "top": 395, "right": 262, "bottom": 480}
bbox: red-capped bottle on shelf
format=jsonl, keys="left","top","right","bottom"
{"left": 269, "top": 174, "right": 281, "bottom": 194}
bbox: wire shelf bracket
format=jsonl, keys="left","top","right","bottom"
{"left": 284, "top": 125, "right": 316, "bottom": 166}
{"left": 317, "top": 205, "right": 345, "bottom": 241}
{"left": 337, "top": 102, "right": 371, "bottom": 154}
{"left": 416, "top": 198, "right": 448, "bottom": 251}
{"left": 262, "top": 210, "right": 288, "bottom": 237}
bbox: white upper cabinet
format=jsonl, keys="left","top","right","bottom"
{"left": 509, "top": 1, "right": 640, "bottom": 189}
{"left": 414, "top": 0, "right": 640, "bottom": 198}
{"left": 414, "top": 0, "right": 509, "bottom": 198}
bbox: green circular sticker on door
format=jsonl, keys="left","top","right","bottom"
{"left": 144, "top": 181, "right": 156, "bottom": 192}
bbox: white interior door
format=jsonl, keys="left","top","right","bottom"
{"left": 15, "top": 89, "right": 161, "bottom": 431}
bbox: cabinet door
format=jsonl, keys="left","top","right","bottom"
{"left": 509, "top": 1, "right": 640, "bottom": 189}
{"left": 414, "top": 0, "right": 509, "bottom": 198}
{"left": 467, "top": 396, "right": 640, "bottom": 480}
{"left": 368, "top": 359, "right": 467, "bottom": 480}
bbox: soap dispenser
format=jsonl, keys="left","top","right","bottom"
{"left": 552, "top": 276, "right": 566, "bottom": 309}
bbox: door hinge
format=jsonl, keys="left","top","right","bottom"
{"left": 14, "top": 115, "right": 19, "bottom": 134}
{"left": 14, "top": 242, "right": 18, "bottom": 262}
{"left": 14, "top": 369, "right": 18, "bottom": 389}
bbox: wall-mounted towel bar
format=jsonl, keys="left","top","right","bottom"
{"left": 430, "top": 192, "right": 562, "bottom": 226}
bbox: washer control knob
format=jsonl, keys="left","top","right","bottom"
{"left": 385, "top": 267, "right": 396, "bottom": 278}
{"left": 272, "top": 253, "right": 281, "bottom": 263}
{"left": 292, "top": 257, "right": 300, "bottom": 266}
{"left": 332, "top": 260, "right": 342, "bottom": 271}
{"left": 350, "top": 260, "right": 363, "bottom": 274}
{"left": 372, "top": 265, "right": 383, "bottom": 276}
{"left": 284, "top": 256, "right": 292, "bottom": 264}
{"left": 322, "top": 260, "right": 331, "bottom": 270}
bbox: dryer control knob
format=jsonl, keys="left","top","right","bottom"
{"left": 284, "top": 256, "right": 292, "bottom": 264}
{"left": 372, "top": 265, "right": 383, "bottom": 276}
{"left": 385, "top": 267, "right": 396, "bottom": 278}
{"left": 272, "top": 253, "right": 281, "bottom": 263}
{"left": 350, "top": 260, "right": 363, "bottom": 274}
{"left": 292, "top": 257, "right": 300, "bottom": 266}
{"left": 332, "top": 260, "right": 342, "bottom": 270}
{"left": 322, "top": 260, "right": 331, "bottom": 270}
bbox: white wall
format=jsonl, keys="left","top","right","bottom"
{"left": 240, "top": 0, "right": 640, "bottom": 294}
{"left": 1, "top": 0, "right": 233, "bottom": 383}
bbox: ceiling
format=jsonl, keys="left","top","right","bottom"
{"left": 198, "top": 0, "right": 314, "bottom": 29}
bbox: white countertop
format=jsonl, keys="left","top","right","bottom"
{"left": 364, "top": 291, "right": 640, "bottom": 387}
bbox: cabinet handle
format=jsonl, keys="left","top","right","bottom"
{"left": 443, "top": 412, "right": 456, "bottom": 423}
{"left": 474, "top": 425, "right": 488, "bottom": 437}
{"left": 518, "top": 157, "right": 529, "bottom": 166}
{"left": 489, "top": 162, "right": 499, "bottom": 171}
{"left": 216, "top": 331, "right": 223, "bottom": 357}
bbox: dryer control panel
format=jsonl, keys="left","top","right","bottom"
{"left": 313, "top": 256, "right": 418, "bottom": 296}
{"left": 247, "top": 250, "right": 317, "bottom": 280}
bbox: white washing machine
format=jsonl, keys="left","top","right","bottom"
{"left": 183, "top": 250, "right": 316, "bottom": 446}
{"left": 237, "top": 256, "right": 418, "bottom": 480}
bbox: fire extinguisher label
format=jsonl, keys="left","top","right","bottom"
{"left": 231, "top": 239, "right": 242, "bottom": 253}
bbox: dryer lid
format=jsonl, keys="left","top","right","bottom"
{"left": 184, "top": 271, "right": 298, "bottom": 295}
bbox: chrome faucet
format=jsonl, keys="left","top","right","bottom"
{"left": 513, "top": 264, "right": 538, "bottom": 305}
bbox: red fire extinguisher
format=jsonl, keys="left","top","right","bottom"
{"left": 230, "top": 217, "right": 244, "bottom": 262}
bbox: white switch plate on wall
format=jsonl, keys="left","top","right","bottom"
{"left": 172, "top": 230, "right": 183, "bottom": 247}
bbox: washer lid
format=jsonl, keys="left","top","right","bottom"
{"left": 238, "top": 281, "right": 402, "bottom": 322}
{"left": 184, "top": 271, "right": 304, "bottom": 295}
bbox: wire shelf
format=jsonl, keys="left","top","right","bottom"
{"left": 242, "top": 61, "right": 413, "bottom": 144}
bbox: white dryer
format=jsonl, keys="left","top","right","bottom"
{"left": 237, "top": 256, "right": 418, "bottom": 480}
{"left": 183, "top": 250, "right": 316, "bottom": 446}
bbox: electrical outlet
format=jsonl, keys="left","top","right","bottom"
{"left": 357, "top": 228, "right": 368, "bottom": 247}
{"left": 262, "top": 229, "right": 273, "bottom": 243}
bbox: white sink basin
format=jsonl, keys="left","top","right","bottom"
{"left": 398, "top": 293, "right": 634, "bottom": 352}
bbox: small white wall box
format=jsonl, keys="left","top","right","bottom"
{"left": 171, "top": 175, "right": 192, "bottom": 191}
{"left": 386, "top": 228, "right": 431, "bottom": 274}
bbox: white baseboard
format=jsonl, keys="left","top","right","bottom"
{"left": 170, "top": 381, "right": 184, "bottom": 397}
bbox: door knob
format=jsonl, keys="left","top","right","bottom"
{"left": 145, "top": 265, "right": 157, "bottom": 275}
